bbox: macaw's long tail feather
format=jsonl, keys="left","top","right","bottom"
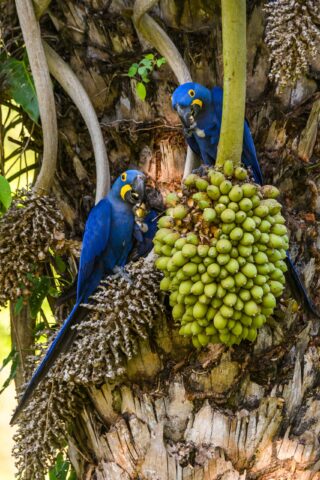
{"left": 10, "top": 303, "right": 87, "bottom": 426}
{"left": 285, "top": 254, "right": 320, "bottom": 318}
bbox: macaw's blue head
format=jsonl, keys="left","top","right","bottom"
{"left": 171, "top": 82, "right": 211, "bottom": 128}
{"left": 111, "top": 169, "right": 146, "bottom": 205}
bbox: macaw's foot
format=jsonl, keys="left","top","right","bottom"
{"left": 112, "top": 266, "right": 132, "bottom": 284}
{"left": 192, "top": 165, "right": 209, "bottom": 177}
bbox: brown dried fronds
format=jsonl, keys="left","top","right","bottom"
{"left": 264, "top": 0, "right": 320, "bottom": 87}
{"left": 13, "top": 259, "right": 163, "bottom": 480}
{"left": 0, "top": 190, "right": 65, "bottom": 307}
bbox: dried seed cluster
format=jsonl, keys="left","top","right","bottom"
{"left": 0, "top": 190, "right": 65, "bottom": 307}
{"left": 264, "top": 0, "right": 320, "bottom": 87}
{"left": 154, "top": 163, "right": 288, "bottom": 347}
{"left": 13, "top": 259, "right": 163, "bottom": 480}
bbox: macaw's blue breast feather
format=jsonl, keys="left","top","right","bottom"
{"left": 186, "top": 134, "right": 202, "bottom": 157}
{"left": 77, "top": 198, "right": 112, "bottom": 302}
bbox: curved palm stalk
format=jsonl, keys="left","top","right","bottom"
{"left": 15, "top": 0, "right": 58, "bottom": 195}
{"left": 43, "top": 42, "right": 110, "bottom": 202}
{"left": 133, "top": 0, "right": 195, "bottom": 176}
{"left": 216, "top": 0, "right": 246, "bottom": 168}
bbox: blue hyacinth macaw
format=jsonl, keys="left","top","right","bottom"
{"left": 172, "top": 82, "right": 318, "bottom": 317}
{"left": 172, "top": 83, "right": 263, "bottom": 184}
{"left": 11, "top": 170, "right": 147, "bottom": 425}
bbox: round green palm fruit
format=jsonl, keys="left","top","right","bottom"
{"left": 154, "top": 166, "right": 288, "bottom": 348}
{"left": 165, "top": 192, "right": 180, "bottom": 206}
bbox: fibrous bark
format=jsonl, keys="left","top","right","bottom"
{"left": 4, "top": 1, "right": 320, "bottom": 479}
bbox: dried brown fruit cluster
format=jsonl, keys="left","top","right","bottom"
{"left": 13, "top": 259, "right": 163, "bottom": 480}
{"left": 0, "top": 190, "right": 65, "bottom": 307}
{"left": 264, "top": 0, "right": 320, "bottom": 87}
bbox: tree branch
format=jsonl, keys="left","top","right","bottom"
{"left": 43, "top": 41, "right": 110, "bottom": 202}
{"left": 15, "top": 0, "right": 58, "bottom": 194}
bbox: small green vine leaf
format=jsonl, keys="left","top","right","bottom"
{"left": 0, "top": 348, "right": 18, "bottom": 395}
{"left": 138, "top": 66, "right": 148, "bottom": 76}
{"left": 0, "top": 52, "right": 40, "bottom": 122}
{"left": 128, "top": 54, "right": 166, "bottom": 101}
{"left": 14, "top": 297, "right": 24, "bottom": 315}
{"left": 128, "top": 63, "right": 138, "bottom": 77}
{"left": 156, "top": 57, "right": 166, "bottom": 68}
{"left": 49, "top": 453, "right": 70, "bottom": 480}
{"left": 28, "top": 276, "right": 51, "bottom": 318}
{"left": 136, "top": 82, "right": 147, "bottom": 101}
{"left": 0, "top": 175, "right": 12, "bottom": 213}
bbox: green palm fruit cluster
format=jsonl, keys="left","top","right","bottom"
{"left": 154, "top": 162, "right": 289, "bottom": 348}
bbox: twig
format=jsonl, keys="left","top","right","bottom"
{"left": 43, "top": 41, "right": 110, "bottom": 202}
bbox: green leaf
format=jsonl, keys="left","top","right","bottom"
{"left": 138, "top": 66, "right": 148, "bottom": 76}
{"left": 14, "top": 297, "right": 24, "bottom": 315}
{"left": 0, "top": 175, "right": 12, "bottom": 212}
{"left": 128, "top": 63, "right": 138, "bottom": 77}
{"left": 136, "top": 82, "right": 147, "bottom": 101}
{"left": 0, "top": 349, "right": 18, "bottom": 395}
{"left": 48, "top": 286, "right": 60, "bottom": 298}
{"left": 34, "top": 321, "right": 46, "bottom": 334}
{"left": 49, "top": 453, "right": 70, "bottom": 480}
{"left": 156, "top": 57, "right": 166, "bottom": 68}
{"left": 0, "top": 348, "right": 16, "bottom": 373}
{"left": 0, "top": 53, "right": 39, "bottom": 122}
{"left": 141, "top": 75, "right": 150, "bottom": 83}
{"left": 28, "top": 276, "right": 51, "bottom": 318}
{"left": 140, "top": 58, "right": 153, "bottom": 68}
{"left": 54, "top": 255, "right": 67, "bottom": 274}
{"left": 68, "top": 468, "right": 77, "bottom": 480}
{"left": 144, "top": 53, "right": 154, "bottom": 60}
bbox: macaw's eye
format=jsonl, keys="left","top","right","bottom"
{"left": 188, "top": 89, "right": 195, "bottom": 97}
{"left": 121, "top": 173, "right": 127, "bottom": 182}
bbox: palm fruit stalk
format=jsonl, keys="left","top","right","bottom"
{"left": 154, "top": 164, "right": 288, "bottom": 348}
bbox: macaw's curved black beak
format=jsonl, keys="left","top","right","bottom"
{"left": 125, "top": 174, "right": 146, "bottom": 205}
{"left": 175, "top": 102, "right": 202, "bottom": 129}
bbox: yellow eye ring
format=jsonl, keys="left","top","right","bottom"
{"left": 121, "top": 172, "right": 127, "bottom": 182}
{"left": 188, "top": 89, "right": 195, "bottom": 97}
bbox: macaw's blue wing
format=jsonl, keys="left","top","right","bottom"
{"left": 11, "top": 198, "right": 113, "bottom": 425}
{"left": 77, "top": 198, "right": 112, "bottom": 302}
{"left": 285, "top": 254, "right": 320, "bottom": 317}
{"left": 242, "top": 121, "right": 263, "bottom": 185}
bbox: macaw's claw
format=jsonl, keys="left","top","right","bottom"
{"left": 112, "top": 266, "right": 133, "bottom": 284}
{"left": 183, "top": 126, "right": 194, "bottom": 138}
{"left": 192, "top": 165, "right": 208, "bottom": 177}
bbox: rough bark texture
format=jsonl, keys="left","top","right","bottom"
{"left": 5, "top": 0, "right": 320, "bottom": 478}
{"left": 10, "top": 304, "right": 35, "bottom": 392}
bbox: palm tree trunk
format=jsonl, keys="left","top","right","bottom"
{"left": 6, "top": 0, "right": 320, "bottom": 478}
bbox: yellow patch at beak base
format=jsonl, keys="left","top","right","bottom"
{"left": 192, "top": 99, "right": 203, "bottom": 108}
{"left": 120, "top": 184, "right": 132, "bottom": 200}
